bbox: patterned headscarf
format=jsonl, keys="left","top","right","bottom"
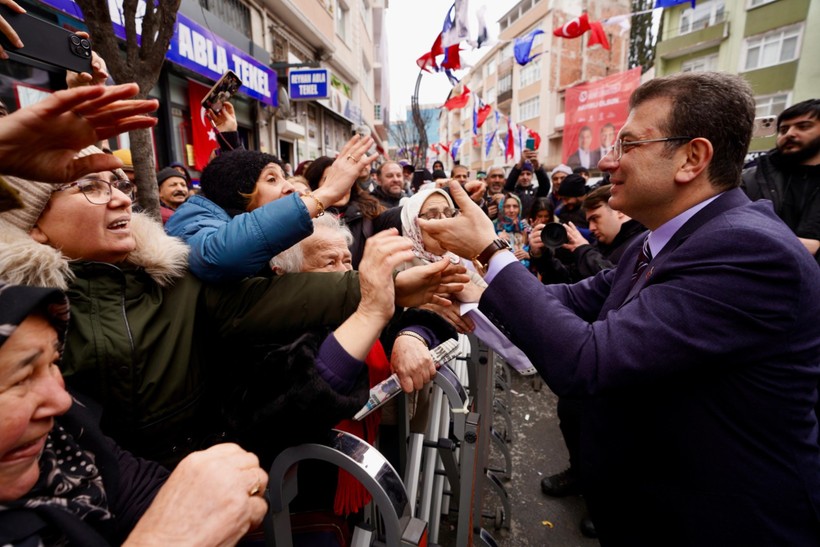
{"left": 494, "top": 193, "right": 528, "bottom": 234}
{"left": 399, "top": 188, "right": 460, "bottom": 263}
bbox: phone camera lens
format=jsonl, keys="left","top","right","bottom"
{"left": 80, "top": 39, "right": 91, "bottom": 49}
{"left": 70, "top": 35, "right": 81, "bottom": 45}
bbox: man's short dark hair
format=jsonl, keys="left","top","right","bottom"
{"left": 629, "top": 72, "right": 755, "bottom": 190}
{"left": 582, "top": 184, "right": 612, "bottom": 212}
{"left": 451, "top": 165, "right": 468, "bottom": 177}
{"left": 573, "top": 166, "right": 590, "bottom": 177}
{"left": 777, "top": 99, "right": 820, "bottom": 129}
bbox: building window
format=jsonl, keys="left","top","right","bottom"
{"left": 336, "top": 0, "right": 349, "bottom": 42}
{"left": 486, "top": 86, "right": 496, "bottom": 104}
{"left": 755, "top": 93, "right": 790, "bottom": 117}
{"left": 681, "top": 53, "right": 718, "bottom": 72}
{"left": 501, "top": 43, "right": 513, "bottom": 62}
{"left": 679, "top": 0, "right": 725, "bottom": 35}
{"left": 199, "top": 0, "right": 251, "bottom": 38}
{"left": 520, "top": 63, "right": 541, "bottom": 87}
{"left": 374, "top": 103, "right": 382, "bottom": 121}
{"left": 498, "top": 74, "right": 512, "bottom": 94}
{"left": 519, "top": 97, "right": 540, "bottom": 121}
{"left": 486, "top": 59, "right": 497, "bottom": 77}
{"left": 743, "top": 24, "right": 801, "bottom": 71}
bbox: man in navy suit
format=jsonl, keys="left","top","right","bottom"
{"left": 420, "top": 72, "right": 820, "bottom": 545}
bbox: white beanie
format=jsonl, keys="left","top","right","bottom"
{"left": 0, "top": 146, "right": 127, "bottom": 233}
{"left": 549, "top": 164, "right": 573, "bottom": 178}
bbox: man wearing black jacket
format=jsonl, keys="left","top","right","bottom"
{"left": 742, "top": 99, "right": 819, "bottom": 265}
{"left": 503, "top": 149, "right": 550, "bottom": 215}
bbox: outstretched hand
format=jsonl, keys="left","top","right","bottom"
{"left": 417, "top": 181, "right": 498, "bottom": 260}
{"left": 0, "top": 83, "right": 158, "bottom": 182}
{"left": 395, "top": 258, "right": 469, "bottom": 308}
{"left": 314, "top": 135, "right": 378, "bottom": 206}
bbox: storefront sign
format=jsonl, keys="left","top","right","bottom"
{"left": 39, "top": 0, "right": 276, "bottom": 106}
{"left": 289, "top": 69, "right": 330, "bottom": 101}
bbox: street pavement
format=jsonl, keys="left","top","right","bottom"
{"left": 438, "top": 363, "right": 601, "bottom": 546}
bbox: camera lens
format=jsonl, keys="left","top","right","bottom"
{"left": 541, "top": 222, "right": 569, "bottom": 249}
{"left": 80, "top": 39, "right": 91, "bottom": 49}
{"left": 70, "top": 35, "right": 81, "bottom": 45}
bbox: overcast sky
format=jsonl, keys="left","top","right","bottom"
{"left": 385, "top": 1, "right": 510, "bottom": 121}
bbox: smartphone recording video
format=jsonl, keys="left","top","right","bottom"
{"left": 201, "top": 70, "right": 242, "bottom": 115}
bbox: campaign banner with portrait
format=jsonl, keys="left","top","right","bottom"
{"left": 562, "top": 67, "right": 641, "bottom": 170}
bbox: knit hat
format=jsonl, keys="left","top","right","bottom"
{"left": 520, "top": 162, "right": 534, "bottom": 173}
{"left": 0, "top": 282, "right": 70, "bottom": 349}
{"left": 157, "top": 166, "right": 187, "bottom": 188}
{"left": 550, "top": 164, "right": 573, "bottom": 178}
{"left": 0, "top": 146, "right": 127, "bottom": 233}
{"left": 199, "top": 149, "right": 282, "bottom": 216}
{"left": 558, "top": 174, "right": 588, "bottom": 197}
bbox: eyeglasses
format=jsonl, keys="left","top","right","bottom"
{"left": 54, "top": 177, "right": 135, "bottom": 204}
{"left": 418, "top": 207, "right": 458, "bottom": 220}
{"left": 607, "top": 136, "right": 692, "bottom": 161}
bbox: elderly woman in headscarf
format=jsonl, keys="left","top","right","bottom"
{"left": 398, "top": 188, "right": 537, "bottom": 376}
{"left": 0, "top": 282, "right": 268, "bottom": 546}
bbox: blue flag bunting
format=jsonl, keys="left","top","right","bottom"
{"left": 485, "top": 130, "right": 496, "bottom": 157}
{"left": 451, "top": 138, "right": 463, "bottom": 161}
{"left": 654, "top": 0, "right": 696, "bottom": 7}
{"left": 514, "top": 29, "right": 545, "bottom": 66}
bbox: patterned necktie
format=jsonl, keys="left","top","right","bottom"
{"left": 631, "top": 235, "right": 652, "bottom": 285}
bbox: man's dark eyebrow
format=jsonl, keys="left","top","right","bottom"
{"left": 17, "top": 349, "right": 44, "bottom": 369}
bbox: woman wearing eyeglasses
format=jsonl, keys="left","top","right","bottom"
{"left": 493, "top": 193, "right": 531, "bottom": 269}
{"left": 0, "top": 146, "right": 382, "bottom": 466}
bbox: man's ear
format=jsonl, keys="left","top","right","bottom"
{"left": 674, "top": 137, "right": 712, "bottom": 184}
{"left": 30, "top": 224, "right": 49, "bottom": 244}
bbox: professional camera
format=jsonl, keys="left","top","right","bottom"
{"left": 541, "top": 222, "right": 568, "bottom": 249}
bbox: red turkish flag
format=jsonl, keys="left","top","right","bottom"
{"left": 587, "top": 20, "right": 611, "bottom": 50}
{"left": 442, "top": 84, "right": 471, "bottom": 110}
{"left": 416, "top": 33, "right": 444, "bottom": 72}
{"left": 476, "top": 103, "right": 492, "bottom": 128}
{"left": 187, "top": 80, "right": 219, "bottom": 171}
{"left": 553, "top": 13, "right": 591, "bottom": 39}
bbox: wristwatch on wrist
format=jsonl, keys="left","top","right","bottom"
{"left": 472, "top": 238, "right": 510, "bottom": 276}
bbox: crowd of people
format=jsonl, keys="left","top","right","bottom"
{"left": 0, "top": 5, "right": 819, "bottom": 545}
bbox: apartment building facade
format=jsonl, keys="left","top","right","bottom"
{"left": 654, "top": 0, "right": 820, "bottom": 152}
{"left": 437, "top": 0, "right": 631, "bottom": 174}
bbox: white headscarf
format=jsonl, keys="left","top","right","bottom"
{"left": 399, "top": 188, "right": 460, "bottom": 264}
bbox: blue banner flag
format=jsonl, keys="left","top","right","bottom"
{"left": 654, "top": 0, "right": 696, "bottom": 8}
{"left": 514, "top": 29, "right": 545, "bottom": 66}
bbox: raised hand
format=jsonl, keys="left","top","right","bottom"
{"left": 0, "top": 83, "right": 158, "bottom": 182}
{"left": 417, "top": 181, "right": 497, "bottom": 260}
{"left": 314, "top": 135, "right": 378, "bottom": 206}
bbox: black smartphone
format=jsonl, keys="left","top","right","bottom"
{"left": 0, "top": 6, "right": 92, "bottom": 74}
{"left": 201, "top": 70, "right": 242, "bottom": 114}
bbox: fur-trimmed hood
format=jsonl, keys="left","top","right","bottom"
{"left": 0, "top": 212, "right": 189, "bottom": 291}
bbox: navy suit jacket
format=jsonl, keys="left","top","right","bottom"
{"left": 481, "top": 188, "right": 820, "bottom": 545}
